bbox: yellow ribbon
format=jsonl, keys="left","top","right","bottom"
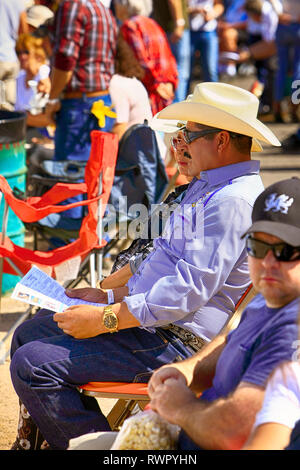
{"left": 91, "top": 100, "right": 117, "bottom": 128}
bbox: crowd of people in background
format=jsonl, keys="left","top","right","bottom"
{"left": 1, "top": 0, "right": 300, "bottom": 453}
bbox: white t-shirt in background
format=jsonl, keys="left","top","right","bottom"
{"left": 247, "top": 0, "right": 279, "bottom": 42}
{"left": 15, "top": 64, "right": 50, "bottom": 111}
{"left": 253, "top": 361, "right": 300, "bottom": 431}
{"left": 109, "top": 74, "right": 152, "bottom": 128}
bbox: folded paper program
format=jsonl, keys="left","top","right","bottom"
{"left": 11, "top": 266, "right": 106, "bottom": 311}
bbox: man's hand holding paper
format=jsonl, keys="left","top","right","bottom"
{"left": 53, "top": 305, "right": 105, "bottom": 339}
{"left": 65, "top": 286, "right": 130, "bottom": 305}
{"left": 65, "top": 287, "right": 108, "bottom": 304}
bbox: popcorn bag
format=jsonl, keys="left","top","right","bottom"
{"left": 111, "top": 409, "right": 180, "bottom": 450}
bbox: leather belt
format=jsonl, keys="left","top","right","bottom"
{"left": 161, "top": 324, "right": 207, "bottom": 352}
{"left": 63, "top": 90, "right": 108, "bottom": 99}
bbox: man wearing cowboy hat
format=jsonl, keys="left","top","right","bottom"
{"left": 149, "top": 177, "right": 300, "bottom": 450}
{"left": 10, "top": 82, "right": 280, "bottom": 450}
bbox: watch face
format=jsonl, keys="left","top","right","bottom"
{"left": 104, "top": 313, "right": 118, "bottom": 330}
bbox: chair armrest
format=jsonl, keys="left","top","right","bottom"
{"left": 0, "top": 175, "right": 103, "bottom": 223}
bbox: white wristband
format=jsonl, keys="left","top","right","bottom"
{"left": 106, "top": 289, "right": 114, "bottom": 305}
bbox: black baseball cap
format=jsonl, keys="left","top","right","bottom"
{"left": 242, "top": 177, "right": 300, "bottom": 246}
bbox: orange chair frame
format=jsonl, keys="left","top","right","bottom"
{"left": 79, "top": 381, "right": 149, "bottom": 431}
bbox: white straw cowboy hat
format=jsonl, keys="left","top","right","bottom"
{"left": 150, "top": 82, "right": 281, "bottom": 152}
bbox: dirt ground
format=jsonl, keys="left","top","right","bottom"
{"left": 0, "top": 295, "right": 28, "bottom": 450}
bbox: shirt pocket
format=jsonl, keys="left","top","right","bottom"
{"left": 162, "top": 204, "right": 197, "bottom": 258}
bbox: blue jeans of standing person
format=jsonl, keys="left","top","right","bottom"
{"left": 40, "top": 92, "right": 115, "bottom": 231}
{"left": 168, "top": 29, "right": 191, "bottom": 102}
{"left": 274, "top": 22, "right": 300, "bottom": 103}
{"left": 190, "top": 29, "right": 219, "bottom": 84}
{"left": 10, "top": 309, "right": 191, "bottom": 450}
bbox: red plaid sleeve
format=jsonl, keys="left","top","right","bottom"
{"left": 121, "top": 17, "right": 178, "bottom": 95}
{"left": 53, "top": 1, "right": 82, "bottom": 71}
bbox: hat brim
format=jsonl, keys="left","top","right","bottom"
{"left": 150, "top": 116, "right": 186, "bottom": 134}
{"left": 154, "top": 101, "right": 281, "bottom": 148}
{"left": 241, "top": 220, "right": 300, "bottom": 247}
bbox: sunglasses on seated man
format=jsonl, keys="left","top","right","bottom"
{"left": 171, "top": 127, "right": 242, "bottom": 149}
{"left": 246, "top": 235, "right": 300, "bottom": 262}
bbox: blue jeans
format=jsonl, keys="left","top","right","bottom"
{"left": 190, "top": 29, "right": 219, "bottom": 83}
{"left": 275, "top": 23, "right": 300, "bottom": 102}
{"left": 54, "top": 93, "right": 115, "bottom": 162}
{"left": 10, "top": 309, "right": 191, "bottom": 450}
{"left": 168, "top": 29, "right": 191, "bottom": 102}
{"left": 285, "top": 418, "right": 300, "bottom": 450}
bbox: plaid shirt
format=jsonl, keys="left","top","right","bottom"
{"left": 52, "top": 0, "right": 117, "bottom": 92}
{"left": 121, "top": 16, "right": 178, "bottom": 115}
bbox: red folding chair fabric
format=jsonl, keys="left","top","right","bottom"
{"left": 0, "top": 130, "right": 118, "bottom": 278}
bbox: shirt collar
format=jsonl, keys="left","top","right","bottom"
{"left": 199, "top": 160, "right": 260, "bottom": 187}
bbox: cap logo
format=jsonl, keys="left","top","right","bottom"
{"left": 264, "top": 193, "right": 294, "bottom": 214}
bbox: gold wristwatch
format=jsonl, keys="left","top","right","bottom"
{"left": 102, "top": 306, "right": 118, "bottom": 333}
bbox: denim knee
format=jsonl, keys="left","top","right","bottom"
{"left": 10, "top": 344, "right": 33, "bottom": 396}
{"left": 10, "top": 309, "right": 57, "bottom": 359}
{"left": 10, "top": 338, "right": 60, "bottom": 400}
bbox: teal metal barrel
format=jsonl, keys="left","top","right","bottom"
{"left": 0, "top": 111, "right": 27, "bottom": 293}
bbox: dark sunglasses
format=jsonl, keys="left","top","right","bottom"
{"left": 181, "top": 126, "right": 223, "bottom": 145}
{"left": 246, "top": 236, "right": 300, "bottom": 262}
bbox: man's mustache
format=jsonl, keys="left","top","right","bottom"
{"left": 184, "top": 151, "right": 192, "bottom": 159}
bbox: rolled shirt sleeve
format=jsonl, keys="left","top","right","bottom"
{"left": 53, "top": 1, "right": 82, "bottom": 71}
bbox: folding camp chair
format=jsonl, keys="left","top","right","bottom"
{"left": 79, "top": 381, "right": 149, "bottom": 431}
{"left": 78, "top": 284, "right": 256, "bottom": 431}
{"left": 0, "top": 130, "right": 118, "bottom": 362}
{"left": 25, "top": 122, "right": 169, "bottom": 261}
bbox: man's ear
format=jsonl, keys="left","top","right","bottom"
{"left": 216, "top": 130, "right": 231, "bottom": 152}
